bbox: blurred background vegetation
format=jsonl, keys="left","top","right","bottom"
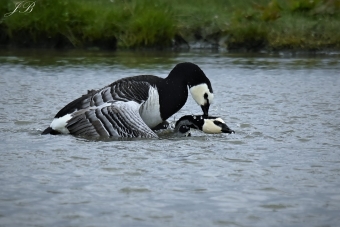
{"left": 0, "top": 0, "right": 339, "bottom": 51}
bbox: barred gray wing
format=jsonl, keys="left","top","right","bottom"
{"left": 65, "top": 101, "right": 158, "bottom": 138}
{"left": 55, "top": 80, "right": 152, "bottom": 118}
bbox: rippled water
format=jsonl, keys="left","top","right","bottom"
{"left": 1, "top": 50, "right": 340, "bottom": 227}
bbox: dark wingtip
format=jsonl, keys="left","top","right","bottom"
{"left": 221, "top": 124, "right": 235, "bottom": 134}
{"left": 41, "top": 127, "right": 60, "bottom": 135}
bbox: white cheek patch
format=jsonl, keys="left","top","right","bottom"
{"left": 202, "top": 119, "right": 222, "bottom": 134}
{"left": 50, "top": 114, "right": 72, "bottom": 134}
{"left": 190, "top": 84, "right": 214, "bottom": 106}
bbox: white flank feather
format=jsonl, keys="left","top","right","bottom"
{"left": 50, "top": 114, "right": 72, "bottom": 134}
{"left": 139, "top": 86, "right": 162, "bottom": 128}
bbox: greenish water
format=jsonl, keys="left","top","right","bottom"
{"left": 0, "top": 50, "right": 340, "bottom": 227}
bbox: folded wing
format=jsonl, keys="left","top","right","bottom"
{"left": 54, "top": 80, "right": 153, "bottom": 118}
{"left": 66, "top": 101, "right": 158, "bottom": 138}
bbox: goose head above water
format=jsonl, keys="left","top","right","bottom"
{"left": 166, "top": 62, "right": 214, "bottom": 116}
{"left": 174, "top": 115, "right": 235, "bottom": 137}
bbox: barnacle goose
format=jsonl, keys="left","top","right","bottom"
{"left": 42, "top": 62, "right": 214, "bottom": 138}
{"left": 174, "top": 115, "right": 235, "bottom": 137}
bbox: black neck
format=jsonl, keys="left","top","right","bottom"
{"left": 157, "top": 62, "right": 211, "bottom": 120}
{"left": 158, "top": 76, "right": 188, "bottom": 120}
{"left": 174, "top": 115, "right": 207, "bottom": 136}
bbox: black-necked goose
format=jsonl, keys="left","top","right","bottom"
{"left": 174, "top": 115, "right": 235, "bottom": 137}
{"left": 42, "top": 62, "right": 214, "bottom": 138}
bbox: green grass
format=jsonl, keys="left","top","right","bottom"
{"left": 0, "top": 0, "right": 339, "bottom": 50}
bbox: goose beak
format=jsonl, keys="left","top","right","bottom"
{"left": 201, "top": 104, "right": 210, "bottom": 116}
{"left": 221, "top": 124, "right": 235, "bottom": 134}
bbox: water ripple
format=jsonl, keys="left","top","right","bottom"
{"left": 0, "top": 50, "right": 340, "bottom": 227}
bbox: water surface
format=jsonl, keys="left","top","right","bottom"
{"left": 1, "top": 50, "right": 340, "bottom": 227}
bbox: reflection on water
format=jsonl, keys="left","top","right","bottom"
{"left": 0, "top": 50, "right": 340, "bottom": 227}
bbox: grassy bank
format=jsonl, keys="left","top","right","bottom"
{"left": 0, "top": 0, "right": 340, "bottom": 51}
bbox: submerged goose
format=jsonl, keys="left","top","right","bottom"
{"left": 174, "top": 115, "right": 235, "bottom": 137}
{"left": 42, "top": 62, "right": 214, "bottom": 138}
